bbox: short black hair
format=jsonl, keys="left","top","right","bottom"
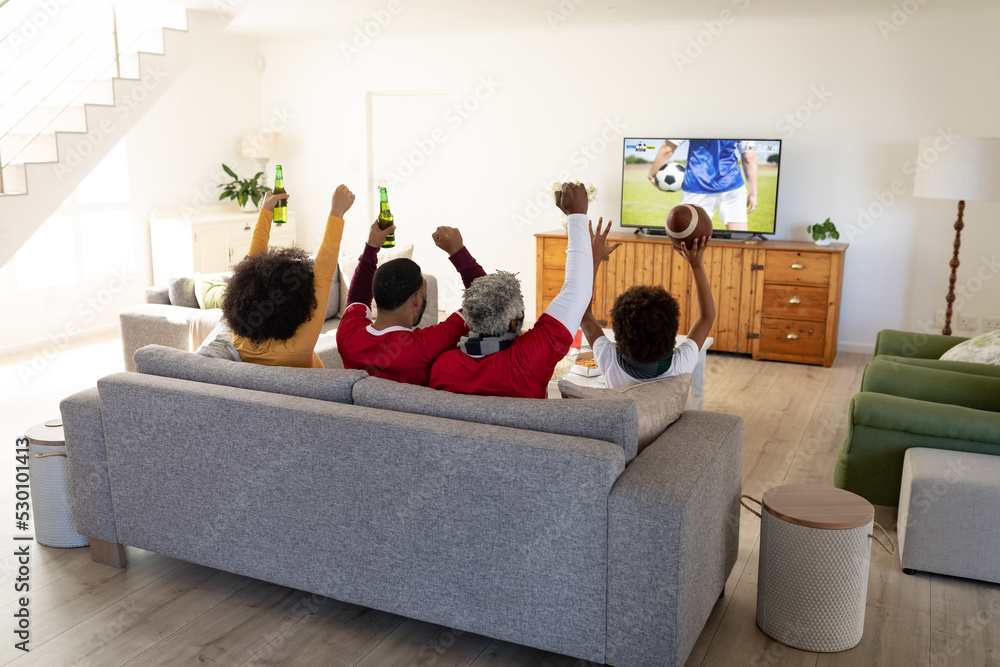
{"left": 373, "top": 258, "right": 423, "bottom": 311}
{"left": 610, "top": 285, "right": 681, "bottom": 364}
{"left": 222, "top": 247, "right": 317, "bottom": 345}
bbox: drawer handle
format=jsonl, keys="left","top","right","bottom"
{"left": 786, "top": 333, "right": 799, "bottom": 340}
{"left": 788, "top": 296, "right": 802, "bottom": 304}
{"left": 790, "top": 262, "right": 805, "bottom": 270}
{"left": 244, "top": 223, "right": 251, "bottom": 231}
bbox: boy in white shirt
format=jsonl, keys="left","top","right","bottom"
{"left": 580, "top": 228, "right": 715, "bottom": 388}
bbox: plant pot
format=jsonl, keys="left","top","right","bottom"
{"left": 814, "top": 234, "right": 833, "bottom": 246}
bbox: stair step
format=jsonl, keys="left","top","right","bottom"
{"left": 0, "top": 163, "right": 27, "bottom": 195}
{"left": 0, "top": 105, "right": 87, "bottom": 137}
{"left": 1, "top": 133, "right": 57, "bottom": 164}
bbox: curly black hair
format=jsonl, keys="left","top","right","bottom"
{"left": 610, "top": 285, "right": 681, "bottom": 364}
{"left": 221, "top": 247, "right": 317, "bottom": 345}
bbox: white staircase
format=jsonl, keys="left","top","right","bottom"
{"left": 0, "top": 1, "right": 231, "bottom": 269}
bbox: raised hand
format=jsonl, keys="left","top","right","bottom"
{"left": 330, "top": 184, "right": 356, "bottom": 218}
{"left": 262, "top": 191, "right": 289, "bottom": 211}
{"left": 432, "top": 226, "right": 464, "bottom": 256}
{"left": 367, "top": 219, "right": 396, "bottom": 249}
{"left": 589, "top": 217, "right": 622, "bottom": 267}
{"left": 554, "top": 182, "right": 589, "bottom": 216}
{"left": 673, "top": 235, "right": 709, "bottom": 267}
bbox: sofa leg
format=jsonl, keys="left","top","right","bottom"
{"left": 90, "top": 538, "right": 127, "bottom": 568}
{"left": 902, "top": 568, "right": 918, "bottom": 576}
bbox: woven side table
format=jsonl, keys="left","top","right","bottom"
{"left": 740, "top": 485, "right": 894, "bottom": 652}
{"left": 25, "top": 420, "right": 89, "bottom": 548}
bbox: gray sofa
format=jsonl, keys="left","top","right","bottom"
{"left": 60, "top": 345, "right": 743, "bottom": 667}
{"left": 118, "top": 268, "right": 440, "bottom": 371}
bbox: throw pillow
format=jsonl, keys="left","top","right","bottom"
{"left": 559, "top": 373, "right": 692, "bottom": 453}
{"left": 167, "top": 276, "right": 198, "bottom": 308}
{"left": 194, "top": 273, "right": 230, "bottom": 310}
{"left": 337, "top": 244, "right": 414, "bottom": 318}
{"left": 940, "top": 330, "right": 1000, "bottom": 365}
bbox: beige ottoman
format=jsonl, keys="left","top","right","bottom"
{"left": 898, "top": 448, "right": 1000, "bottom": 583}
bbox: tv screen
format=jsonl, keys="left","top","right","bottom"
{"left": 621, "top": 138, "right": 781, "bottom": 234}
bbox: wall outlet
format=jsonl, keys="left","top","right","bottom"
{"left": 957, "top": 313, "right": 980, "bottom": 332}
{"left": 984, "top": 315, "right": 1000, "bottom": 332}
{"left": 934, "top": 309, "right": 946, "bottom": 327}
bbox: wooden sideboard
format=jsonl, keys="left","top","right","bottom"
{"left": 535, "top": 231, "right": 847, "bottom": 366}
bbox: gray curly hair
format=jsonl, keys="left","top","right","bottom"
{"left": 462, "top": 271, "right": 525, "bottom": 336}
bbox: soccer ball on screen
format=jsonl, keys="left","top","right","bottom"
{"left": 654, "top": 162, "right": 686, "bottom": 192}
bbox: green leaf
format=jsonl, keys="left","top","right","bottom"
{"left": 831, "top": 231, "right": 840, "bottom": 240}
{"left": 251, "top": 192, "right": 261, "bottom": 207}
{"left": 218, "top": 192, "right": 229, "bottom": 201}
{"left": 222, "top": 164, "right": 238, "bottom": 180}
{"left": 252, "top": 171, "right": 264, "bottom": 182}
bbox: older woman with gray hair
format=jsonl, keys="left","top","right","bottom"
{"left": 430, "top": 182, "right": 612, "bottom": 399}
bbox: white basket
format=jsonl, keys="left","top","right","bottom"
{"left": 28, "top": 442, "right": 89, "bottom": 548}
{"left": 741, "top": 493, "right": 894, "bottom": 652}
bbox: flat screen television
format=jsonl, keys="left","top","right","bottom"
{"left": 620, "top": 138, "right": 782, "bottom": 236}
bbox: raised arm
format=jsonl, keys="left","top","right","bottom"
{"left": 544, "top": 183, "right": 594, "bottom": 335}
{"left": 580, "top": 218, "right": 621, "bottom": 348}
{"left": 346, "top": 219, "right": 396, "bottom": 307}
{"left": 676, "top": 237, "right": 715, "bottom": 351}
{"left": 742, "top": 146, "right": 758, "bottom": 213}
{"left": 246, "top": 191, "right": 289, "bottom": 257}
{"left": 433, "top": 226, "right": 486, "bottom": 288}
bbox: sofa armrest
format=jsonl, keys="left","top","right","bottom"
{"left": 417, "top": 274, "right": 439, "bottom": 328}
{"left": 862, "top": 358, "right": 1000, "bottom": 412}
{"left": 145, "top": 286, "right": 170, "bottom": 305}
{"left": 850, "top": 392, "right": 1000, "bottom": 444}
{"left": 874, "top": 329, "right": 968, "bottom": 359}
{"left": 119, "top": 304, "right": 221, "bottom": 372}
{"left": 607, "top": 411, "right": 743, "bottom": 667}
{"left": 60, "top": 388, "right": 118, "bottom": 543}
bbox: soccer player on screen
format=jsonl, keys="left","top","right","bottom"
{"left": 647, "top": 140, "right": 757, "bottom": 232}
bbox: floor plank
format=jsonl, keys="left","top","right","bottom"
{"left": 928, "top": 574, "right": 1000, "bottom": 667}
{"left": 352, "top": 618, "right": 492, "bottom": 667}
{"left": 470, "top": 639, "right": 587, "bottom": 666}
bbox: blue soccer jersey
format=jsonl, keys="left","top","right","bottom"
{"left": 678, "top": 140, "right": 747, "bottom": 194}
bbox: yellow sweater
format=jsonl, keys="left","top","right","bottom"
{"left": 233, "top": 208, "right": 345, "bottom": 368}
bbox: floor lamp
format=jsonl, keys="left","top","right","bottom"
{"left": 912, "top": 136, "right": 1000, "bottom": 335}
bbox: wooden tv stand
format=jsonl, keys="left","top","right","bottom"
{"left": 535, "top": 231, "right": 848, "bottom": 366}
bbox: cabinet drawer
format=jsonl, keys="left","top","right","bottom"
{"left": 759, "top": 318, "right": 826, "bottom": 359}
{"left": 765, "top": 250, "right": 831, "bottom": 285}
{"left": 542, "top": 238, "right": 568, "bottom": 267}
{"left": 762, "top": 285, "right": 828, "bottom": 321}
{"left": 541, "top": 268, "right": 564, "bottom": 302}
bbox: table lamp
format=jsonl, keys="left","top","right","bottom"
{"left": 912, "top": 136, "right": 1000, "bottom": 335}
{"left": 239, "top": 131, "right": 284, "bottom": 175}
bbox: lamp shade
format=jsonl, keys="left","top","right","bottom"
{"left": 912, "top": 136, "right": 1000, "bottom": 201}
{"left": 240, "top": 131, "right": 284, "bottom": 160}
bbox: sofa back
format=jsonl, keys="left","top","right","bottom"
{"left": 134, "top": 344, "right": 366, "bottom": 404}
{"left": 92, "top": 371, "right": 624, "bottom": 662}
{"left": 352, "top": 377, "right": 640, "bottom": 462}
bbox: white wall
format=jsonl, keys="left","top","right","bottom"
{"left": 0, "top": 33, "right": 262, "bottom": 363}
{"left": 258, "top": 7, "right": 1000, "bottom": 350}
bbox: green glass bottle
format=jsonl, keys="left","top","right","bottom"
{"left": 377, "top": 186, "right": 394, "bottom": 248}
{"left": 273, "top": 165, "right": 287, "bottom": 224}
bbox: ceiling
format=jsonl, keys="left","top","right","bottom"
{"left": 168, "top": 0, "right": 999, "bottom": 38}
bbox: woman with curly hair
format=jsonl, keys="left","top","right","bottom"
{"left": 219, "top": 185, "right": 355, "bottom": 367}
{"left": 579, "top": 235, "right": 715, "bottom": 388}
{"left": 429, "top": 182, "right": 596, "bottom": 399}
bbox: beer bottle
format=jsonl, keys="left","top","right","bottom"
{"left": 377, "top": 186, "right": 394, "bottom": 248}
{"left": 273, "top": 165, "right": 287, "bottom": 224}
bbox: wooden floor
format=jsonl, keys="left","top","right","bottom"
{"left": 1, "top": 338, "right": 999, "bottom": 666}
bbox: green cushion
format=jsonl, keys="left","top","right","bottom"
{"left": 861, "top": 358, "right": 1000, "bottom": 412}
{"left": 873, "top": 329, "right": 967, "bottom": 359}
{"left": 875, "top": 355, "right": 1000, "bottom": 379}
{"left": 194, "top": 274, "right": 228, "bottom": 310}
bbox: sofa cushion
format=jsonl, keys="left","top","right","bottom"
{"left": 940, "top": 330, "right": 1000, "bottom": 366}
{"left": 134, "top": 344, "right": 366, "bottom": 404}
{"left": 558, "top": 374, "right": 691, "bottom": 453}
{"left": 168, "top": 276, "right": 198, "bottom": 308}
{"left": 352, "top": 376, "right": 639, "bottom": 462}
{"left": 194, "top": 273, "right": 230, "bottom": 309}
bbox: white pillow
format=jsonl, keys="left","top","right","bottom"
{"left": 337, "top": 244, "right": 414, "bottom": 318}
{"left": 940, "top": 330, "right": 1000, "bottom": 365}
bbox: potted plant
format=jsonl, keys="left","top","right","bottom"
{"left": 217, "top": 164, "right": 270, "bottom": 211}
{"left": 807, "top": 218, "right": 840, "bottom": 246}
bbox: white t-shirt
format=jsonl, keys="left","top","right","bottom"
{"left": 592, "top": 336, "right": 700, "bottom": 389}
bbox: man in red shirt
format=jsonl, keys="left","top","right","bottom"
{"left": 335, "top": 221, "right": 485, "bottom": 386}
{"left": 429, "top": 182, "right": 598, "bottom": 399}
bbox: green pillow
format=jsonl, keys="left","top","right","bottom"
{"left": 194, "top": 274, "right": 228, "bottom": 310}
{"left": 940, "top": 329, "right": 1000, "bottom": 365}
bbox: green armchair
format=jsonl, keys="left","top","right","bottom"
{"left": 834, "top": 329, "right": 1000, "bottom": 506}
